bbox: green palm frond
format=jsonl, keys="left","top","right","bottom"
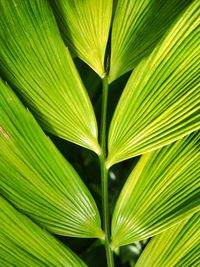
{"left": 111, "top": 132, "right": 200, "bottom": 249}
{"left": 0, "top": 79, "right": 103, "bottom": 239}
{"left": 135, "top": 212, "right": 200, "bottom": 267}
{"left": 0, "top": 196, "right": 86, "bottom": 267}
{"left": 109, "top": 0, "right": 194, "bottom": 81}
{"left": 0, "top": 1, "right": 199, "bottom": 266}
{"left": 0, "top": 0, "right": 100, "bottom": 153}
{"left": 107, "top": 0, "right": 200, "bottom": 166}
{"left": 50, "top": 0, "right": 112, "bottom": 77}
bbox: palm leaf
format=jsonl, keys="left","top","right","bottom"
{"left": 0, "top": 79, "right": 103, "bottom": 239}
{"left": 109, "top": 0, "right": 194, "bottom": 81}
{"left": 0, "top": 196, "right": 86, "bottom": 267}
{"left": 0, "top": 0, "right": 100, "bottom": 153}
{"left": 135, "top": 212, "right": 200, "bottom": 267}
{"left": 50, "top": 0, "right": 113, "bottom": 77}
{"left": 107, "top": 0, "right": 200, "bottom": 166}
{"left": 111, "top": 132, "right": 200, "bottom": 249}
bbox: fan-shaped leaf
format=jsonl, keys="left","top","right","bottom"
{"left": 0, "top": 196, "right": 86, "bottom": 267}
{"left": 109, "top": 0, "right": 194, "bottom": 81}
{"left": 0, "top": 80, "right": 104, "bottom": 239}
{"left": 50, "top": 0, "right": 112, "bottom": 77}
{"left": 111, "top": 132, "right": 200, "bottom": 248}
{"left": 107, "top": 0, "right": 200, "bottom": 166}
{"left": 135, "top": 212, "right": 200, "bottom": 267}
{"left": 0, "top": 0, "right": 100, "bottom": 154}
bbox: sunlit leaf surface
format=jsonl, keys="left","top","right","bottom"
{"left": 109, "top": 0, "right": 193, "bottom": 81}
{"left": 51, "top": 0, "right": 112, "bottom": 77}
{"left": 111, "top": 133, "right": 200, "bottom": 248}
{"left": 0, "top": 196, "right": 86, "bottom": 267}
{"left": 107, "top": 0, "right": 200, "bottom": 166}
{"left": 0, "top": 0, "right": 100, "bottom": 153}
{"left": 136, "top": 212, "right": 200, "bottom": 267}
{"left": 0, "top": 80, "right": 103, "bottom": 239}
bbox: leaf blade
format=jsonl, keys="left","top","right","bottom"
{"left": 0, "top": 196, "right": 86, "bottom": 267}
{"left": 107, "top": 0, "right": 200, "bottom": 166}
{"left": 0, "top": 0, "right": 100, "bottom": 153}
{"left": 109, "top": 0, "right": 194, "bottom": 81}
{"left": 0, "top": 79, "right": 103, "bottom": 239}
{"left": 111, "top": 132, "right": 200, "bottom": 248}
{"left": 135, "top": 212, "right": 200, "bottom": 267}
{"left": 51, "top": 0, "right": 113, "bottom": 77}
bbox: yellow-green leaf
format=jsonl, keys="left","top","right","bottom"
{"left": 109, "top": 0, "right": 194, "bottom": 82}
{"left": 51, "top": 0, "right": 113, "bottom": 77}
{"left": 135, "top": 212, "right": 200, "bottom": 267}
{"left": 0, "top": 80, "right": 104, "bottom": 239}
{"left": 107, "top": 0, "right": 200, "bottom": 166}
{"left": 111, "top": 132, "right": 200, "bottom": 249}
{"left": 0, "top": 196, "right": 86, "bottom": 267}
{"left": 0, "top": 0, "right": 100, "bottom": 154}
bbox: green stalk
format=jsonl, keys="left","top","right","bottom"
{"left": 99, "top": 74, "right": 114, "bottom": 267}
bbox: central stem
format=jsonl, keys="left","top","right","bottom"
{"left": 99, "top": 74, "right": 114, "bottom": 267}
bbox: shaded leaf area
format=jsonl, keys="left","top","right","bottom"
{"left": 111, "top": 132, "right": 200, "bottom": 248}
{"left": 50, "top": 0, "right": 112, "bottom": 77}
{"left": 0, "top": 0, "right": 100, "bottom": 153}
{"left": 0, "top": 80, "right": 103, "bottom": 239}
{"left": 0, "top": 196, "right": 86, "bottom": 267}
{"left": 136, "top": 212, "right": 200, "bottom": 267}
{"left": 74, "top": 58, "right": 102, "bottom": 102}
{"left": 108, "top": 156, "right": 140, "bottom": 218}
{"left": 107, "top": 0, "right": 200, "bottom": 166}
{"left": 119, "top": 240, "right": 149, "bottom": 267}
{"left": 78, "top": 238, "right": 148, "bottom": 267}
{"left": 80, "top": 240, "right": 107, "bottom": 267}
{"left": 109, "top": 0, "right": 194, "bottom": 81}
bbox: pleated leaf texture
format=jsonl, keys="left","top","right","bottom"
{"left": 0, "top": 0, "right": 100, "bottom": 154}
{"left": 0, "top": 196, "right": 86, "bottom": 267}
{"left": 0, "top": 80, "right": 103, "bottom": 239}
{"left": 111, "top": 132, "right": 200, "bottom": 249}
{"left": 135, "top": 212, "right": 200, "bottom": 267}
{"left": 107, "top": 0, "right": 200, "bottom": 167}
{"left": 109, "top": 0, "right": 194, "bottom": 81}
{"left": 51, "top": 0, "right": 112, "bottom": 77}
